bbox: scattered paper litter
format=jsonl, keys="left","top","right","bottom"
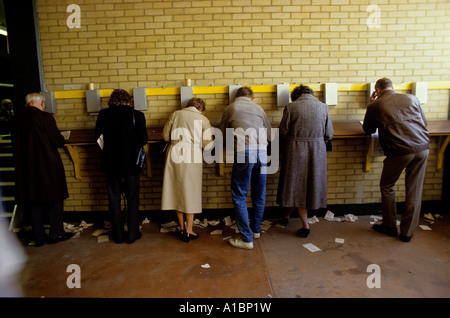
{"left": 230, "top": 224, "right": 240, "bottom": 233}
{"left": 324, "top": 210, "right": 335, "bottom": 221}
{"left": 141, "top": 218, "right": 150, "bottom": 224}
{"left": 324, "top": 210, "right": 345, "bottom": 222}
{"left": 210, "top": 229, "right": 223, "bottom": 235}
{"left": 261, "top": 223, "right": 271, "bottom": 232}
{"left": 423, "top": 213, "right": 434, "bottom": 220}
{"left": 201, "top": 264, "right": 211, "bottom": 269}
{"left": 208, "top": 220, "right": 220, "bottom": 226}
{"left": 369, "top": 215, "right": 383, "bottom": 224}
{"left": 92, "top": 229, "right": 110, "bottom": 237}
{"left": 307, "top": 215, "right": 320, "bottom": 224}
{"left": 344, "top": 214, "right": 358, "bottom": 223}
{"left": 97, "top": 235, "right": 109, "bottom": 243}
{"left": 303, "top": 243, "right": 321, "bottom": 252}
{"left": 223, "top": 236, "right": 232, "bottom": 240}
{"left": 419, "top": 225, "right": 432, "bottom": 231}
{"left": 335, "top": 238, "right": 345, "bottom": 244}
{"left": 63, "top": 222, "right": 84, "bottom": 234}
{"left": 160, "top": 227, "right": 177, "bottom": 233}
{"left": 194, "top": 218, "right": 209, "bottom": 228}
{"left": 80, "top": 220, "right": 94, "bottom": 228}
{"left": 161, "top": 221, "right": 178, "bottom": 228}
{"left": 223, "top": 216, "right": 235, "bottom": 226}
{"left": 194, "top": 218, "right": 220, "bottom": 228}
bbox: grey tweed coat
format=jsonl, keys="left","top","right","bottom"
{"left": 276, "top": 94, "right": 334, "bottom": 210}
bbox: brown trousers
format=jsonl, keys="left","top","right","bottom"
{"left": 380, "top": 149, "right": 429, "bottom": 237}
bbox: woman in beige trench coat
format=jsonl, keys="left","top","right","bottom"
{"left": 161, "top": 98, "right": 213, "bottom": 242}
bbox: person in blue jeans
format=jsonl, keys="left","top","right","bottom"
{"left": 220, "top": 87, "right": 272, "bottom": 249}
{"left": 231, "top": 150, "right": 267, "bottom": 248}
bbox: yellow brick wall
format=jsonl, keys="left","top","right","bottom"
{"left": 36, "top": 0, "right": 450, "bottom": 212}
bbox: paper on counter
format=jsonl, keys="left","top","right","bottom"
{"left": 303, "top": 243, "right": 321, "bottom": 252}
{"left": 61, "top": 130, "right": 71, "bottom": 140}
{"left": 97, "top": 134, "right": 104, "bottom": 149}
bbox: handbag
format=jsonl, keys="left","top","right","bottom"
{"left": 132, "top": 111, "right": 146, "bottom": 169}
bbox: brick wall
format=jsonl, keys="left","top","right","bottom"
{"left": 36, "top": 0, "right": 450, "bottom": 212}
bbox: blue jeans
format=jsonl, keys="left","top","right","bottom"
{"left": 231, "top": 150, "right": 267, "bottom": 242}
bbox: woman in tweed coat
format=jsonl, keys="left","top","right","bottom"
{"left": 276, "top": 85, "right": 334, "bottom": 238}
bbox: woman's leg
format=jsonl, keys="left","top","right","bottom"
{"left": 298, "top": 207, "right": 309, "bottom": 229}
{"left": 185, "top": 213, "right": 198, "bottom": 237}
{"left": 176, "top": 210, "right": 185, "bottom": 231}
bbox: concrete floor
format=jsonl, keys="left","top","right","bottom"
{"left": 13, "top": 213, "right": 450, "bottom": 299}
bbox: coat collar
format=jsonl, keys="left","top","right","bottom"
{"left": 183, "top": 106, "right": 201, "bottom": 114}
{"left": 297, "top": 93, "right": 316, "bottom": 101}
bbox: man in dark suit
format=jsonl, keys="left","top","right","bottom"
{"left": 15, "top": 93, "right": 73, "bottom": 246}
{"left": 95, "top": 89, "right": 148, "bottom": 244}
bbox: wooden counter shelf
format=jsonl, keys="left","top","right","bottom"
{"left": 64, "top": 120, "right": 450, "bottom": 179}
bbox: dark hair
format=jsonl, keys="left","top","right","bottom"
{"left": 291, "top": 85, "right": 314, "bottom": 101}
{"left": 375, "top": 78, "right": 393, "bottom": 90}
{"left": 235, "top": 86, "right": 254, "bottom": 99}
{"left": 108, "top": 89, "right": 133, "bottom": 108}
{"left": 186, "top": 97, "right": 206, "bottom": 112}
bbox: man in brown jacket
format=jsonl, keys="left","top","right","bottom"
{"left": 363, "top": 78, "right": 430, "bottom": 242}
{"left": 15, "top": 93, "right": 73, "bottom": 246}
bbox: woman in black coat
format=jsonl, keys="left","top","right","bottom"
{"left": 95, "top": 89, "right": 148, "bottom": 244}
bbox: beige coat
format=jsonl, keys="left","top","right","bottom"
{"left": 161, "top": 107, "right": 212, "bottom": 214}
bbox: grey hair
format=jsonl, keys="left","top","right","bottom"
{"left": 25, "top": 93, "right": 45, "bottom": 106}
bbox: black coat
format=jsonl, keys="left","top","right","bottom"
{"left": 15, "top": 106, "right": 69, "bottom": 203}
{"left": 94, "top": 104, "right": 148, "bottom": 176}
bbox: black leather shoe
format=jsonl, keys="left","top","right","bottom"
{"left": 277, "top": 217, "right": 289, "bottom": 227}
{"left": 187, "top": 232, "right": 199, "bottom": 240}
{"left": 47, "top": 232, "right": 75, "bottom": 244}
{"left": 399, "top": 233, "right": 412, "bottom": 242}
{"left": 372, "top": 224, "right": 398, "bottom": 237}
{"left": 297, "top": 228, "right": 310, "bottom": 238}
{"left": 177, "top": 230, "right": 190, "bottom": 243}
{"left": 127, "top": 232, "right": 142, "bottom": 244}
{"left": 34, "top": 239, "right": 46, "bottom": 247}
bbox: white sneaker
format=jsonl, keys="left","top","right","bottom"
{"left": 228, "top": 238, "right": 253, "bottom": 250}
{"left": 253, "top": 233, "right": 260, "bottom": 239}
